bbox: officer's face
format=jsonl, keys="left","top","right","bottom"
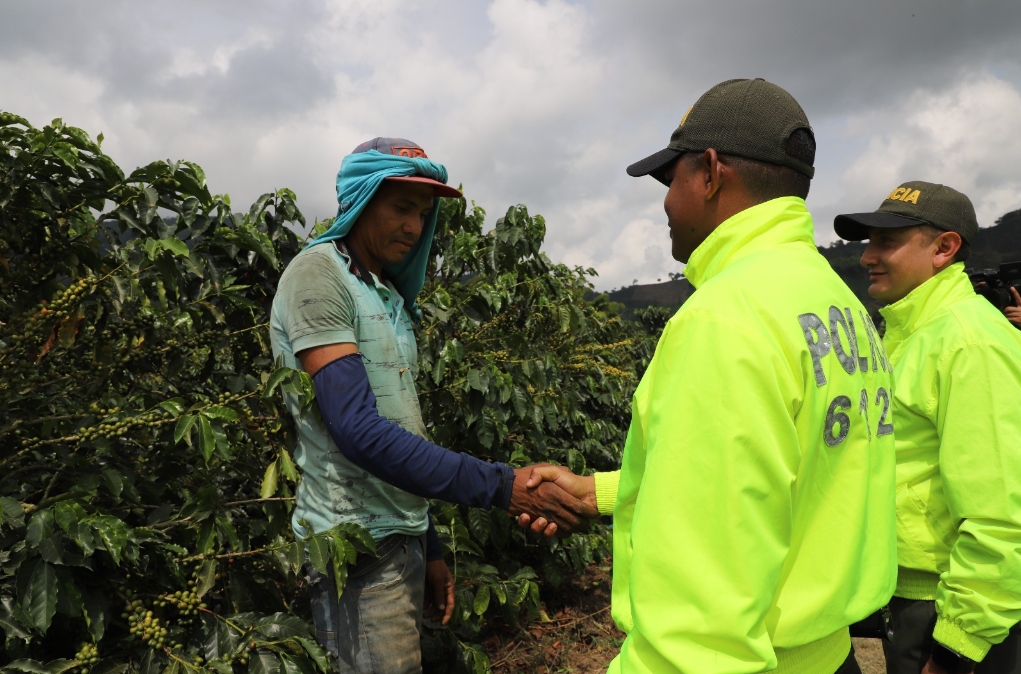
{"left": 351, "top": 181, "right": 434, "bottom": 268}
{"left": 663, "top": 155, "right": 707, "bottom": 262}
{"left": 859, "top": 226, "right": 942, "bottom": 303}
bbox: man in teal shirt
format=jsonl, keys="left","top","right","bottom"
{"left": 271, "top": 138, "right": 594, "bottom": 673}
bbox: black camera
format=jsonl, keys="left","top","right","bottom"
{"left": 968, "top": 261, "right": 1021, "bottom": 311}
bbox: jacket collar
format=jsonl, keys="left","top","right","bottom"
{"left": 683, "top": 197, "right": 816, "bottom": 289}
{"left": 879, "top": 262, "right": 974, "bottom": 354}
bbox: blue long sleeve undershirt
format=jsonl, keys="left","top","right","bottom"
{"left": 312, "top": 353, "right": 515, "bottom": 561}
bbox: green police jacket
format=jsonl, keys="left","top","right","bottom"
{"left": 880, "top": 262, "right": 1021, "bottom": 661}
{"left": 604, "top": 198, "right": 898, "bottom": 674}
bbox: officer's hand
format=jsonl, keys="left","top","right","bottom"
{"left": 515, "top": 465, "right": 597, "bottom": 537}
{"left": 1005, "top": 287, "right": 1021, "bottom": 328}
{"left": 507, "top": 467, "right": 597, "bottom": 536}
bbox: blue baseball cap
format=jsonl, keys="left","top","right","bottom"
{"left": 352, "top": 137, "right": 463, "bottom": 198}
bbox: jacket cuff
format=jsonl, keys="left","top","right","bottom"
{"left": 933, "top": 616, "right": 992, "bottom": 662}
{"left": 594, "top": 470, "right": 620, "bottom": 515}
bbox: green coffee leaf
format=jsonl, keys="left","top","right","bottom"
{"left": 1, "top": 496, "right": 26, "bottom": 530}
{"left": 26, "top": 509, "right": 54, "bottom": 548}
{"left": 278, "top": 654, "right": 315, "bottom": 674}
{"left": 194, "top": 559, "right": 217, "bottom": 599}
{"left": 174, "top": 414, "right": 198, "bottom": 445}
{"left": 88, "top": 515, "right": 128, "bottom": 565}
{"left": 22, "top": 561, "right": 58, "bottom": 632}
{"left": 197, "top": 415, "right": 215, "bottom": 464}
{"left": 294, "top": 637, "right": 331, "bottom": 673}
{"left": 473, "top": 584, "right": 490, "bottom": 616}
{"left": 0, "top": 595, "right": 31, "bottom": 640}
{"left": 82, "top": 587, "right": 107, "bottom": 642}
{"left": 278, "top": 449, "right": 298, "bottom": 482}
{"left": 307, "top": 535, "right": 330, "bottom": 575}
{"left": 203, "top": 405, "right": 239, "bottom": 422}
{"left": 260, "top": 460, "right": 279, "bottom": 499}
{"left": 263, "top": 366, "right": 293, "bottom": 398}
{"left": 160, "top": 237, "right": 189, "bottom": 258}
{"left": 2, "top": 659, "right": 77, "bottom": 674}
{"left": 158, "top": 398, "right": 186, "bottom": 417}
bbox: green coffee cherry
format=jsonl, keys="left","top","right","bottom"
{"left": 73, "top": 642, "right": 100, "bottom": 669}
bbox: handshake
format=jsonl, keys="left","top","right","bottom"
{"left": 506, "top": 465, "right": 600, "bottom": 537}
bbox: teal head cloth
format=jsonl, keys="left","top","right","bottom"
{"left": 307, "top": 137, "right": 462, "bottom": 316}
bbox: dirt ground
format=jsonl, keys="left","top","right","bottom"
{"left": 487, "top": 563, "right": 888, "bottom": 674}
{"left": 487, "top": 563, "right": 623, "bottom": 673}
{"left": 853, "top": 637, "right": 888, "bottom": 674}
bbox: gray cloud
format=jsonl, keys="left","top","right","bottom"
{"left": 595, "top": 0, "right": 1021, "bottom": 114}
{"left": 2, "top": 0, "right": 1020, "bottom": 290}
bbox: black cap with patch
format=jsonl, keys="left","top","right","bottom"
{"left": 834, "top": 181, "right": 978, "bottom": 243}
{"left": 626, "top": 78, "right": 815, "bottom": 185}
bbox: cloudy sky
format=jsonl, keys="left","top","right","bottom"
{"left": 3, "top": 0, "right": 1020, "bottom": 290}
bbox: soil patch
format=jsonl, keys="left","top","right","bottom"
{"left": 485, "top": 562, "right": 888, "bottom": 674}
{"left": 487, "top": 563, "right": 623, "bottom": 673}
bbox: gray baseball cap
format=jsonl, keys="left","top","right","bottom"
{"left": 627, "top": 78, "right": 815, "bottom": 185}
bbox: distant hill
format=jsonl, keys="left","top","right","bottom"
{"left": 597, "top": 208, "right": 1021, "bottom": 318}
{"left": 600, "top": 277, "right": 695, "bottom": 319}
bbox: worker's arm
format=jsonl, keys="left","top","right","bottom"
{"left": 309, "top": 351, "right": 514, "bottom": 508}
{"left": 302, "top": 350, "right": 596, "bottom": 531}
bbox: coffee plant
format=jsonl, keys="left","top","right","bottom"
{"left": 411, "top": 199, "right": 662, "bottom": 671}
{"left": 0, "top": 112, "right": 664, "bottom": 674}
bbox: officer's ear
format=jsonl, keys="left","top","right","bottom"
{"left": 702, "top": 148, "right": 724, "bottom": 201}
{"left": 932, "top": 231, "right": 962, "bottom": 270}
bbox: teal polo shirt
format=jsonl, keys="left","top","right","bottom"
{"left": 270, "top": 241, "right": 428, "bottom": 540}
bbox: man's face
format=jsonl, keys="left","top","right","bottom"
{"left": 352, "top": 181, "right": 434, "bottom": 267}
{"left": 859, "top": 226, "right": 942, "bottom": 303}
{"left": 663, "top": 155, "right": 707, "bottom": 262}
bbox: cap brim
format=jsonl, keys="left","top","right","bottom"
{"left": 385, "top": 175, "right": 463, "bottom": 199}
{"left": 833, "top": 212, "right": 927, "bottom": 241}
{"left": 626, "top": 148, "right": 683, "bottom": 186}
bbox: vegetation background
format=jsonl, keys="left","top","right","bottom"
{"left": 0, "top": 113, "right": 664, "bottom": 674}
{"left": 3, "top": 112, "right": 1018, "bottom": 674}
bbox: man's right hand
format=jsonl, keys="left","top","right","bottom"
{"left": 506, "top": 466, "right": 598, "bottom": 537}
{"left": 514, "top": 465, "right": 597, "bottom": 538}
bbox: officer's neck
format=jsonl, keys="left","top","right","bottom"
{"left": 687, "top": 190, "right": 777, "bottom": 260}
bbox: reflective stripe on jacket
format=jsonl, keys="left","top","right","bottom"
{"left": 881, "top": 262, "right": 1021, "bottom": 661}
{"left": 606, "top": 198, "right": 897, "bottom": 674}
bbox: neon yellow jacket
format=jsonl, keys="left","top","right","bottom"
{"left": 601, "top": 198, "right": 897, "bottom": 674}
{"left": 880, "top": 263, "right": 1021, "bottom": 661}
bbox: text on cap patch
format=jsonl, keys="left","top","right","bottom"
{"left": 886, "top": 187, "right": 921, "bottom": 204}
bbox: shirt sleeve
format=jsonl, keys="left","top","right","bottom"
{"left": 313, "top": 353, "right": 516, "bottom": 510}
{"left": 280, "top": 250, "right": 358, "bottom": 353}
{"left": 933, "top": 343, "right": 1021, "bottom": 661}
{"left": 612, "top": 309, "right": 801, "bottom": 674}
